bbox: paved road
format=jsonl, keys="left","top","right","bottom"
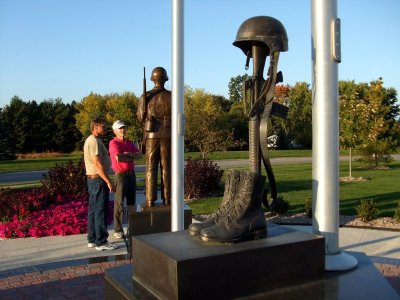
{"left": 1, "top": 155, "right": 399, "bottom": 184}
{"left": 0, "top": 165, "right": 145, "bottom": 184}
{"left": 0, "top": 158, "right": 282, "bottom": 184}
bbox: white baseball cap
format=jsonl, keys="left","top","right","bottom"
{"left": 112, "top": 120, "right": 126, "bottom": 130}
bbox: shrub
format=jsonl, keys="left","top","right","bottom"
{"left": 356, "top": 199, "right": 379, "bottom": 222}
{"left": 304, "top": 194, "right": 312, "bottom": 218}
{"left": 184, "top": 158, "right": 223, "bottom": 199}
{"left": 0, "top": 188, "right": 50, "bottom": 222}
{"left": 270, "top": 196, "right": 290, "bottom": 215}
{"left": 394, "top": 202, "right": 400, "bottom": 222}
{"left": 41, "top": 159, "right": 87, "bottom": 198}
{"left": 357, "top": 142, "right": 394, "bottom": 166}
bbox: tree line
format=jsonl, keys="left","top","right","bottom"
{"left": 0, "top": 97, "right": 81, "bottom": 160}
{"left": 0, "top": 77, "right": 398, "bottom": 163}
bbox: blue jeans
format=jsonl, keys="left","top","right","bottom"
{"left": 87, "top": 178, "right": 109, "bottom": 246}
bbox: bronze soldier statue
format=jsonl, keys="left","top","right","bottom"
{"left": 137, "top": 67, "right": 171, "bottom": 207}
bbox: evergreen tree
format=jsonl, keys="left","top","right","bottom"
{"left": 1, "top": 96, "right": 30, "bottom": 153}
{"left": 0, "top": 108, "right": 16, "bottom": 160}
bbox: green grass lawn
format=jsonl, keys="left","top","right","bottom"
{"left": 0, "top": 150, "right": 253, "bottom": 173}
{"left": 0, "top": 155, "right": 83, "bottom": 172}
{"left": 1, "top": 150, "right": 399, "bottom": 218}
{"left": 189, "top": 161, "right": 400, "bottom": 217}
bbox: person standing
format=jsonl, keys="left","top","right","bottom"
{"left": 83, "top": 117, "right": 118, "bottom": 251}
{"left": 109, "top": 120, "right": 142, "bottom": 239}
{"left": 137, "top": 67, "right": 171, "bottom": 207}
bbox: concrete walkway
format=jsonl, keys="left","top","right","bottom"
{"left": 0, "top": 189, "right": 399, "bottom": 298}
{"left": 0, "top": 224, "right": 399, "bottom": 298}
{"left": 0, "top": 226, "right": 129, "bottom": 272}
{"left": 285, "top": 225, "right": 400, "bottom": 263}
{"left": 1, "top": 224, "right": 399, "bottom": 272}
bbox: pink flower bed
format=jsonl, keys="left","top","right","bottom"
{"left": 0, "top": 195, "right": 86, "bottom": 238}
{"left": 0, "top": 189, "right": 114, "bottom": 239}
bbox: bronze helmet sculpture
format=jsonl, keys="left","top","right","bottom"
{"left": 233, "top": 16, "right": 288, "bottom": 56}
{"left": 150, "top": 67, "right": 169, "bottom": 83}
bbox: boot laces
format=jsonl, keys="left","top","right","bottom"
{"left": 224, "top": 201, "right": 247, "bottom": 228}
{"left": 212, "top": 199, "right": 233, "bottom": 218}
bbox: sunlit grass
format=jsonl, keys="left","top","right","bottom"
{"left": 189, "top": 161, "right": 400, "bottom": 217}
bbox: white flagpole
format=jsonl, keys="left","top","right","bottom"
{"left": 171, "top": 0, "right": 185, "bottom": 231}
{"left": 311, "top": 0, "right": 357, "bottom": 270}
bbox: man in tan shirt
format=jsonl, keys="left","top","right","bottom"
{"left": 83, "top": 117, "right": 117, "bottom": 251}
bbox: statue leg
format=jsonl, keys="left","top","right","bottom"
{"left": 146, "top": 139, "right": 160, "bottom": 206}
{"left": 160, "top": 138, "right": 171, "bottom": 205}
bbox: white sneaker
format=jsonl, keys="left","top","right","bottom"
{"left": 88, "top": 242, "right": 96, "bottom": 248}
{"left": 113, "top": 232, "right": 124, "bottom": 239}
{"left": 95, "top": 242, "right": 118, "bottom": 251}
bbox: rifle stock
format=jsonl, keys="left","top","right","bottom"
{"left": 141, "top": 67, "right": 147, "bottom": 154}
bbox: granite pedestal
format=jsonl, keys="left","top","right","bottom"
{"left": 127, "top": 203, "right": 192, "bottom": 258}
{"left": 105, "top": 250, "right": 400, "bottom": 300}
{"left": 106, "top": 223, "right": 329, "bottom": 299}
{"left": 105, "top": 224, "right": 399, "bottom": 299}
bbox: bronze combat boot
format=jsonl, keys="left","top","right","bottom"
{"left": 199, "top": 171, "right": 267, "bottom": 243}
{"left": 187, "top": 170, "right": 241, "bottom": 236}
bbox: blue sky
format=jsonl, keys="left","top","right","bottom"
{"left": 0, "top": 0, "right": 399, "bottom": 108}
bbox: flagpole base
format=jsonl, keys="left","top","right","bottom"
{"left": 325, "top": 251, "right": 358, "bottom": 271}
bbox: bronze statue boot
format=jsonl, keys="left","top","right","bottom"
{"left": 199, "top": 171, "right": 267, "bottom": 243}
{"left": 187, "top": 170, "right": 241, "bottom": 236}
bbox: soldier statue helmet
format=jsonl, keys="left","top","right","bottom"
{"left": 150, "top": 67, "right": 169, "bottom": 83}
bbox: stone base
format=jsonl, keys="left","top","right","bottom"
{"left": 132, "top": 223, "right": 325, "bottom": 299}
{"left": 105, "top": 225, "right": 399, "bottom": 299}
{"left": 105, "top": 264, "right": 152, "bottom": 300}
{"left": 127, "top": 203, "right": 192, "bottom": 258}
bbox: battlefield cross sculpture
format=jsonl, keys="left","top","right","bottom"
{"left": 188, "top": 16, "right": 289, "bottom": 243}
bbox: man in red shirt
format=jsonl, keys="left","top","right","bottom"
{"left": 109, "top": 120, "right": 142, "bottom": 239}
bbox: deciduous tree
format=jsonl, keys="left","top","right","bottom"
{"left": 358, "top": 79, "right": 400, "bottom": 166}
{"left": 75, "top": 92, "right": 108, "bottom": 138}
{"left": 185, "top": 87, "right": 239, "bottom": 158}
{"left": 75, "top": 92, "right": 140, "bottom": 148}
{"left": 339, "top": 80, "right": 369, "bottom": 176}
{"left": 228, "top": 74, "right": 251, "bottom": 103}
{"left": 285, "top": 82, "right": 312, "bottom": 148}
{"left": 105, "top": 92, "right": 141, "bottom": 142}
